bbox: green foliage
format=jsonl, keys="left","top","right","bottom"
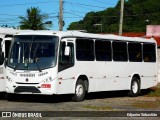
{"left": 19, "top": 7, "right": 52, "bottom": 30}
{"left": 146, "top": 84, "right": 160, "bottom": 97}
{"left": 67, "top": 0, "right": 160, "bottom": 33}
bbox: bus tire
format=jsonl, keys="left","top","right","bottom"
{"left": 72, "top": 79, "right": 86, "bottom": 102}
{"left": 128, "top": 77, "right": 140, "bottom": 97}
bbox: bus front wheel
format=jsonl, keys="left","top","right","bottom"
{"left": 72, "top": 79, "right": 86, "bottom": 102}
{"left": 128, "top": 77, "right": 140, "bottom": 97}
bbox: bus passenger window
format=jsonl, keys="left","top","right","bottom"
{"left": 143, "top": 43, "right": 156, "bottom": 62}
{"left": 95, "top": 40, "right": 112, "bottom": 61}
{"left": 58, "top": 41, "right": 74, "bottom": 72}
{"left": 76, "top": 39, "right": 94, "bottom": 61}
{"left": 113, "top": 41, "right": 128, "bottom": 61}
{"left": 128, "top": 43, "right": 142, "bottom": 62}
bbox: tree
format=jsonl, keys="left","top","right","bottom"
{"left": 67, "top": 0, "right": 160, "bottom": 33}
{"left": 19, "top": 7, "right": 52, "bottom": 30}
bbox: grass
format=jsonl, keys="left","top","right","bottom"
{"left": 132, "top": 101, "right": 160, "bottom": 109}
{"left": 132, "top": 84, "right": 160, "bottom": 109}
{"left": 83, "top": 105, "right": 113, "bottom": 111}
{"left": 145, "top": 84, "right": 160, "bottom": 97}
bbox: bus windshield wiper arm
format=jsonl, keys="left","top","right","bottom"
{"left": 33, "top": 43, "right": 42, "bottom": 72}
{"left": 35, "top": 60, "right": 42, "bottom": 72}
{"left": 14, "top": 63, "right": 21, "bottom": 71}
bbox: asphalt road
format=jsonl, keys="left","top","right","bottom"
{"left": 0, "top": 87, "right": 159, "bottom": 119}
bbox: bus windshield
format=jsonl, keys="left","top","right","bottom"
{"left": 7, "top": 35, "right": 59, "bottom": 71}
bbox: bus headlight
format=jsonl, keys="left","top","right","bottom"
{"left": 6, "top": 76, "right": 13, "bottom": 83}
{"left": 42, "top": 76, "right": 53, "bottom": 83}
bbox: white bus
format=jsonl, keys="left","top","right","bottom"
{"left": 0, "top": 28, "right": 32, "bottom": 93}
{"left": 5, "top": 31, "right": 158, "bottom": 101}
{"left": 0, "top": 37, "right": 12, "bottom": 92}
{"left": 0, "top": 28, "right": 19, "bottom": 93}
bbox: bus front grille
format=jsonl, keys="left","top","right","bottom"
{"left": 14, "top": 86, "right": 41, "bottom": 93}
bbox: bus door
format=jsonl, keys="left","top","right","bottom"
{"left": 58, "top": 39, "right": 75, "bottom": 72}
{"left": 57, "top": 38, "right": 75, "bottom": 94}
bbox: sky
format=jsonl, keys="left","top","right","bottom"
{"left": 0, "top": 0, "right": 119, "bottom": 31}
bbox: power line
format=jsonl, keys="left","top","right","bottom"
{"left": 0, "top": 11, "right": 159, "bottom": 22}
{"left": 0, "top": 16, "right": 58, "bottom": 23}
{"left": 65, "top": 1, "right": 106, "bottom": 9}
{"left": 65, "top": 2, "right": 95, "bottom": 11}
{"left": 92, "top": 0, "right": 116, "bottom": 6}
{"left": 0, "top": 12, "right": 159, "bottom": 24}
{"left": 0, "top": 12, "right": 58, "bottom": 17}
{"left": 64, "top": 1, "right": 105, "bottom": 11}
{"left": 64, "top": 12, "right": 84, "bottom": 18}
{"left": 0, "top": 1, "right": 58, "bottom": 8}
{"left": 0, "top": 15, "right": 59, "bottom": 25}
{"left": 69, "top": 10, "right": 87, "bottom": 14}
{"left": 0, "top": 6, "right": 160, "bottom": 27}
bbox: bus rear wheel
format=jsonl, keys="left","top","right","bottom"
{"left": 72, "top": 79, "right": 86, "bottom": 102}
{"left": 128, "top": 77, "right": 140, "bottom": 97}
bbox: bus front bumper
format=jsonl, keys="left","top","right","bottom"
{"left": 6, "top": 83, "right": 56, "bottom": 95}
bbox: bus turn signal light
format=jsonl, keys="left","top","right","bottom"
{"left": 41, "top": 84, "right": 51, "bottom": 88}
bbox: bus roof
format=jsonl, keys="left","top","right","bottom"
{"left": 0, "top": 27, "right": 33, "bottom": 39}
{"left": 14, "top": 30, "right": 156, "bottom": 43}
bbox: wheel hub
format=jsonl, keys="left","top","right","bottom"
{"left": 76, "top": 84, "right": 84, "bottom": 97}
{"left": 132, "top": 81, "right": 138, "bottom": 93}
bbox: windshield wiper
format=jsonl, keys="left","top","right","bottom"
{"left": 33, "top": 43, "right": 42, "bottom": 72}
{"left": 14, "top": 63, "right": 21, "bottom": 71}
{"left": 35, "top": 59, "right": 42, "bottom": 72}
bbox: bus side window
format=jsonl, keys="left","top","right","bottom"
{"left": 95, "top": 40, "right": 112, "bottom": 61}
{"left": 58, "top": 41, "right": 74, "bottom": 72}
{"left": 128, "top": 42, "right": 142, "bottom": 62}
{"left": 143, "top": 43, "right": 156, "bottom": 62}
{"left": 113, "top": 41, "right": 128, "bottom": 62}
{"left": 76, "top": 39, "right": 94, "bottom": 61}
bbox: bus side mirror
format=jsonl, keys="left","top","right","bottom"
{"left": 64, "top": 46, "right": 70, "bottom": 56}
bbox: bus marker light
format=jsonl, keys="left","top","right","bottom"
{"left": 41, "top": 84, "right": 51, "bottom": 88}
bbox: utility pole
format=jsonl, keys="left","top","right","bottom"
{"left": 59, "top": 0, "right": 63, "bottom": 31}
{"left": 119, "top": 0, "right": 124, "bottom": 36}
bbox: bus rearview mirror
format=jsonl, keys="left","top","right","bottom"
{"left": 64, "top": 46, "right": 70, "bottom": 56}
